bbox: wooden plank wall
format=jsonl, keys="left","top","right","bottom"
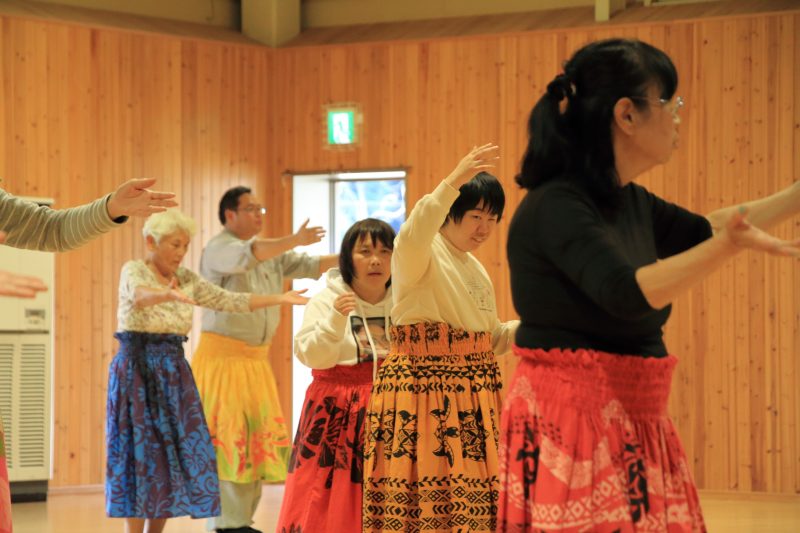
{"left": 0, "top": 9, "right": 798, "bottom": 494}
{"left": 0, "top": 17, "right": 275, "bottom": 486}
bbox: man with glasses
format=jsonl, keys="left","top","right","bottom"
{"left": 192, "top": 185, "right": 338, "bottom": 533}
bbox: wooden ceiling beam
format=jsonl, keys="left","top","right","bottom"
{"left": 595, "top": 0, "right": 627, "bottom": 21}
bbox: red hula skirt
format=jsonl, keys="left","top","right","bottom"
{"left": 276, "top": 361, "right": 376, "bottom": 533}
{"left": 497, "top": 346, "right": 706, "bottom": 533}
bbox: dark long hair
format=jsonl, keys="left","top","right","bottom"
{"left": 339, "top": 218, "right": 396, "bottom": 288}
{"left": 517, "top": 38, "right": 678, "bottom": 211}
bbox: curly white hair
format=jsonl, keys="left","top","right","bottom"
{"left": 142, "top": 210, "right": 197, "bottom": 243}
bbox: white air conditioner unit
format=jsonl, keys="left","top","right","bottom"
{"left": 0, "top": 197, "right": 54, "bottom": 486}
{"left": 0, "top": 334, "right": 50, "bottom": 481}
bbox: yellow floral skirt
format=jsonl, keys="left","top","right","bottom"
{"left": 191, "top": 332, "right": 291, "bottom": 483}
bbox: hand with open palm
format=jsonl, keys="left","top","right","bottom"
{"left": 445, "top": 144, "right": 500, "bottom": 190}
{"left": 106, "top": 178, "right": 179, "bottom": 219}
{"left": 0, "top": 231, "right": 48, "bottom": 298}
{"left": 280, "top": 289, "right": 310, "bottom": 306}
{"left": 724, "top": 207, "right": 800, "bottom": 257}
{"left": 293, "top": 219, "right": 326, "bottom": 246}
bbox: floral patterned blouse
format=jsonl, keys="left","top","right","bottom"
{"left": 117, "top": 259, "right": 251, "bottom": 334}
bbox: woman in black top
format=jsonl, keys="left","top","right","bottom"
{"left": 498, "top": 39, "right": 800, "bottom": 533}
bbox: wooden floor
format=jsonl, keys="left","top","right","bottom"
{"left": 8, "top": 487, "right": 800, "bottom": 532}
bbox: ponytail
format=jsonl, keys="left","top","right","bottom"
{"left": 515, "top": 72, "right": 576, "bottom": 190}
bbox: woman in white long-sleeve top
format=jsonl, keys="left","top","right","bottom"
{"left": 276, "top": 218, "right": 395, "bottom": 533}
{"left": 363, "top": 146, "right": 519, "bottom": 533}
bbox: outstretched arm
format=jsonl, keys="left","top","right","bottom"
{"left": 0, "top": 178, "right": 176, "bottom": 252}
{"left": 251, "top": 218, "right": 327, "bottom": 262}
{"left": 190, "top": 268, "right": 309, "bottom": 311}
{"left": 133, "top": 278, "right": 197, "bottom": 308}
{"left": 105, "top": 178, "right": 177, "bottom": 219}
{"left": 706, "top": 181, "right": 800, "bottom": 234}
{"left": 248, "top": 290, "right": 309, "bottom": 310}
{"left": 0, "top": 231, "right": 47, "bottom": 297}
{"left": 317, "top": 255, "right": 339, "bottom": 275}
{"left": 0, "top": 270, "right": 47, "bottom": 298}
{"left": 637, "top": 207, "right": 800, "bottom": 310}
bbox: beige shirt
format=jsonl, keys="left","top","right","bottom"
{"left": 117, "top": 259, "right": 251, "bottom": 335}
{"left": 391, "top": 181, "right": 517, "bottom": 354}
{"left": 0, "top": 187, "right": 119, "bottom": 251}
{"left": 199, "top": 229, "right": 320, "bottom": 346}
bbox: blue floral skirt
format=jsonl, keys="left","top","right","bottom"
{"left": 105, "top": 331, "right": 220, "bottom": 519}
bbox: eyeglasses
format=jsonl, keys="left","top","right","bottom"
{"left": 237, "top": 205, "right": 267, "bottom": 215}
{"left": 631, "top": 95, "right": 684, "bottom": 117}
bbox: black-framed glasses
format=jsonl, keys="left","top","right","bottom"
{"left": 238, "top": 205, "right": 267, "bottom": 215}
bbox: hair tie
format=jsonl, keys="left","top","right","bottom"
{"left": 546, "top": 73, "right": 574, "bottom": 102}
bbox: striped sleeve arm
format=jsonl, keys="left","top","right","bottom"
{"left": 0, "top": 189, "right": 119, "bottom": 252}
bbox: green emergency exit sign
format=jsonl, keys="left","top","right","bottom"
{"left": 326, "top": 107, "right": 358, "bottom": 146}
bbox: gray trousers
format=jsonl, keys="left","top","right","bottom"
{"left": 206, "top": 480, "right": 263, "bottom": 530}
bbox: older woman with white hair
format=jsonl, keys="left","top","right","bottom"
{"left": 105, "top": 210, "right": 309, "bottom": 533}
